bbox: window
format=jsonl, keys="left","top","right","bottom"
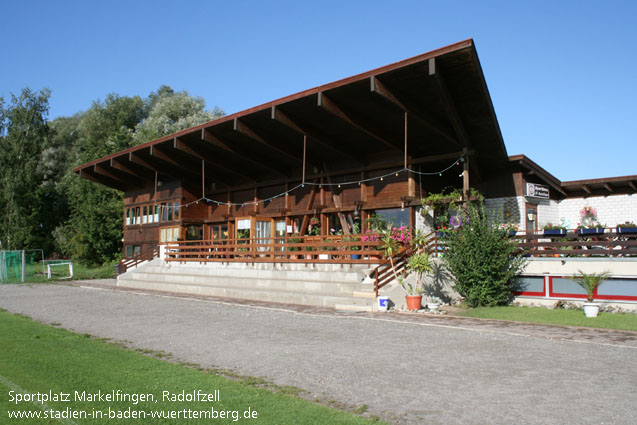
{"left": 154, "top": 205, "right": 159, "bottom": 222}
{"left": 135, "top": 207, "right": 141, "bottom": 225}
{"left": 369, "top": 208, "right": 410, "bottom": 230}
{"left": 173, "top": 202, "right": 180, "bottom": 220}
{"left": 142, "top": 206, "right": 148, "bottom": 224}
{"left": 159, "top": 226, "right": 181, "bottom": 243}
{"left": 161, "top": 203, "right": 167, "bottom": 222}
{"left": 125, "top": 209, "right": 131, "bottom": 226}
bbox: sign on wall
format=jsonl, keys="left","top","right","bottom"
{"left": 526, "top": 183, "right": 550, "bottom": 199}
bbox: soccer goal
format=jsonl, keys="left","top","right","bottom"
{"left": 0, "top": 250, "right": 45, "bottom": 283}
{"left": 44, "top": 261, "right": 74, "bottom": 280}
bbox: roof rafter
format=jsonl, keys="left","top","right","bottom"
{"left": 80, "top": 169, "right": 125, "bottom": 191}
{"left": 603, "top": 183, "right": 614, "bottom": 193}
{"left": 233, "top": 118, "right": 303, "bottom": 165}
{"left": 582, "top": 184, "right": 592, "bottom": 195}
{"left": 428, "top": 58, "right": 482, "bottom": 182}
{"left": 271, "top": 106, "right": 361, "bottom": 162}
{"left": 317, "top": 92, "right": 399, "bottom": 151}
{"left": 110, "top": 158, "right": 154, "bottom": 181}
{"left": 201, "top": 129, "right": 286, "bottom": 177}
{"left": 173, "top": 137, "right": 252, "bottom": 185}
{"left": 369, "top": 76, "right": 461, "bottom": 147}
{"left": 628, "top": 181, "right": 636, "bottom": 191}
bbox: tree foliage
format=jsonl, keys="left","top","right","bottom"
{"left": 442, "top": 204, "right": 527, "bottom": 307}
{"left": 0, "top": 88, "right": 55, "bottom": 252}
{"left": 0, "top": 85, "right": 223, "bottom": 265}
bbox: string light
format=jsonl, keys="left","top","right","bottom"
{"left": 156, "top": 153, "right": 464, "bottom": 210}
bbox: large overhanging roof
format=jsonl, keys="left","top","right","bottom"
{"left": 75, "top": 39, "right": 508, "bottom": 191}
{"left": 510, "top": 155, "right": 637, "bottom": 198}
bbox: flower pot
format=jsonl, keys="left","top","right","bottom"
{"left": 543, "top": 229, "right": 566, "bottom": 236}
{"left": 583, "top": 302, "right": 600, "bottom": 318}
{"left": 617, "top": 227, "right": 637, "bottom": 234}
{"left": 405, "top": 295, "right": 422, "bottom": 311}
{"left": 350, "top": 254, "right": 361, "bottom": 260}
{"left": 577, "top": 228, "right": 605, "bottom": 235}
{"left": 427, "top": 302, "right": 440, "bottom": 311}
{"left": 508, "top": 230, "right": 517, "bottom": 237}
{"left": 318, "top": 254, "right": 329, "bottom": 260}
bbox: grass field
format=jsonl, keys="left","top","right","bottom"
{"left": 1, "top": 261, "right": 115, "bottom": 284}
{"left": 0, "top": 309, "right": 383, "bottom": 424}
{"left": 455, "top": 305, "right": 637, "bottom": 331}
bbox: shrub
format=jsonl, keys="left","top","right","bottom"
{"left": 442, "top": 204, "right": 527, "bottom": 307}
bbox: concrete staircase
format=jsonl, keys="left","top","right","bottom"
{"left": 117, "top": 259, "right": 380, "bottom": 311}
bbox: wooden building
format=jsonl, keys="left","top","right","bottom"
{"left": 74, "top": 39, "right": 637, "bottom": 259}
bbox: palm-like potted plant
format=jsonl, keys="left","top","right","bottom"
{"left": 406, "top": 252, "right": 435, "bottom": 310}
{"left": 570, "top": 270, "right": 611, "bottom": 318}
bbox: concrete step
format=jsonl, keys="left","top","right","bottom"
{"left": 140, "top": 264, "right": 370, "bottom": 283}
{"left": 117, "top": 279, "right": 375, "bottom": 309}
{"left": 119, "top": 273, "right": 371, "bottom": 296}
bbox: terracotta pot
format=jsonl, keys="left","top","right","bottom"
{"left": 405, "top": 295, "right": 422, "bottom": 311}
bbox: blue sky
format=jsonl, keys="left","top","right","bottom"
{"left": 1, "top": 0, "right": 635, "bottom": 181}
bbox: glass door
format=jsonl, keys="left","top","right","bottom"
{"left": 255, "top": 219, "right": 272, "bottom": 253}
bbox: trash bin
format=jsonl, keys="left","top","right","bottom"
{"left": 377, "top": 296, "right": 389, "bottom": 312}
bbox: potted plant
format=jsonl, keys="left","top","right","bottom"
{"left": 617, "top": 221, "right": 637, "bottom": 234}
{"left": 576, "top": 206, "right": 604, "bottom": 235}
{"left": 406, "top": 252, "right": 434, "bottom": 310}
{"left": 569, "top": 270, "right": 611, "bottom": 318}
{"left": 543, "top": 223, "right": 567, "bottom": 236}
{"left": 499, "top": 222, "right": 518, "bottom": 237}
{"left": 576, "top": 224, "right": 606, "bottom": 236}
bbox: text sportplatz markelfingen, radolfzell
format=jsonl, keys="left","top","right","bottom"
{"left": 8, "top": 389, "right": 221, "bottom": 405}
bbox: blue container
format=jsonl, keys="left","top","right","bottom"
{"left": 577, "top": 228, "right": 605, "bottom": 235}
{"left": 543, "top": 229, "right": 566, "bottom": 236}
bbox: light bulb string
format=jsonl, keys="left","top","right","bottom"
{"left": 158, "top": 153, "right": 464, "bottom": 209}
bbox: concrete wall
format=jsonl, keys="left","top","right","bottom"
{"left": 485, "top": 193, "right": 637, "bottom": 231}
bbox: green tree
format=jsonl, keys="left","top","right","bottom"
{"left": 55, "top": 94, "right": 145, "bottom": 264}
{"left": 133, "top": 86, "right": 224, "bottom": 144}
{"left": 0, "top": 88, "right": 52, "bottom": 251}
{"left": 442, "top": 204, "right": 527, "bottom": 307}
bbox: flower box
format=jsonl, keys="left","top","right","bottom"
{"left": 543, "top": 229, "right": 566, "bottom": 236}
{"left": 617, "top": 227, "right": 637, "bottom": 234}
{"left": 577, "top": 228, "right": 605, "bottom": 236}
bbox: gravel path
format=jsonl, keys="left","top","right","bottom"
{"left": 1, "top": 282, "right": 636, "bottom": 424}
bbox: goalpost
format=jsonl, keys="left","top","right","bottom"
{"left": 44, "top": 261, "right": 74, "bottom": 280}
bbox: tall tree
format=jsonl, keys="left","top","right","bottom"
{"left": 133, "top": 86, "right": 224, "bottom": 144}
{"left": 0, "top": 88, "right": 52, "bottom": 251}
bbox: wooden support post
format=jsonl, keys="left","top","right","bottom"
{"left": 302, "top": 135, "right": 307, "bottom": 185}
{"left": 463, "top": 156, "right": 470, "bottom": 202}
{"left": 201, "top": 160, "right": 205, "bottom": 199}
{"left": 404, "top": 112, "right": 408, "bottom": 169}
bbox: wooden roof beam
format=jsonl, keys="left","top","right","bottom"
{"left": 93, "top": 164, "right": 135, "bottom": 185}
{"left": 173, "top": 137, "right": 252, "bottom": 185}
{"left": 317, "top": 92, "right": 400, "bottom": 151}
{"left": 271, "top": 106, "right": 360, "bottom": 162}
{"left": 582, "top": 184, "right": 592, "bottom": 195}
{"left": 110, "top": 158, "right": 154, "bottom": 180}
{"left": 369, "top": 76, "right": 461, "bottom": 147}
{"left": 628, "top": 181, "right": 636, "bottom": 191}
{"left": 429, "top": 59, "right": 482, "bottom": 181}
{"left": 80, "top": 169, "right": 125, "bottom": 191}
{"left": 603, "top": 183, "right": 614, "bottom": 193}
{"left": 201, "top": 129, "right": 285, "bottom": 177}
{"left": 233, "top": 119, "right": 303, "bottom": 165}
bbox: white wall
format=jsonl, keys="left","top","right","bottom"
{"left": 485, "top": 193, "right": 637, "bottom": 230}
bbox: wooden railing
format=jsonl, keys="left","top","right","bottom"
{"left": 164, "top": 235, "right": 383, "bottom": 264}
{"left": 117, "top": 246, "right": 159, "bottom": 275}
{"left": 515, "top": 229, "right": 637, "bottom": 257}
{"left": 373, "top": 231, "right": 439, "bottom": 296}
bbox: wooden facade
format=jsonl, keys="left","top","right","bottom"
{"left": 74, "top": 39, "right": 637, "bottom": 259}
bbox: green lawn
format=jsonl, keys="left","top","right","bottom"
{"left": 455, "top": 305, "right": 637, "bottom": 331}
{"left": 0, "top": 310, "right": 383, "bottom": 424}
{"left": 1, "top": 262, "right": 115, "bottom": 284}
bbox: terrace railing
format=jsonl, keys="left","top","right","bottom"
{"left": 163, "top": 235, "right": 383, "bottom": 264}
{"left": 515, "top": 228, "right": 637, "bottom": 257}
{"left": 117, "top": 246, "right": 159, "bottom": 275}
